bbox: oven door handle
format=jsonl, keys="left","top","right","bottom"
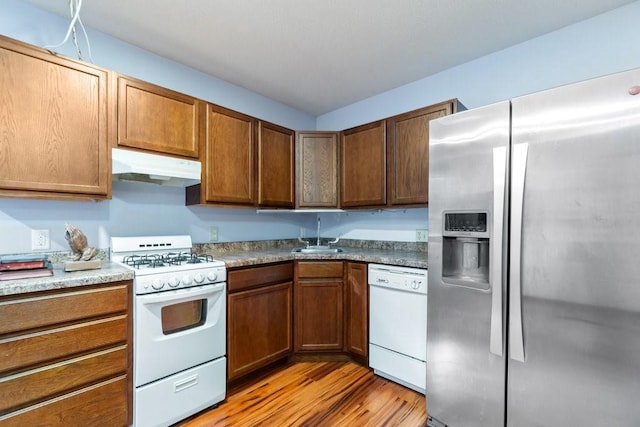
{"left": 138, "top": 282, "right": 225, "bottom": 304}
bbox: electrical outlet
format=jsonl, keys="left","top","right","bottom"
{"left": 416, "top": 229, "right": 428, "bottom": 242}
{"left": 209, "top": 226, "right": 219, "bottom": 242}
{"left": 31, "top": 229, "right": 50, "bottom": 250}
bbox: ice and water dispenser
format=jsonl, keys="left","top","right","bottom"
{"left": 442, "top": 212, "right": 490, "bottom": 289}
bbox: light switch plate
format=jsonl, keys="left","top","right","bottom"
{"left": 209, "top": 226, "right": 219, "bottom": 242}
{"left": 416, "top": 229, "right": 428, "bottom": 242}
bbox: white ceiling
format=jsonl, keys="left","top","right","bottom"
{"left": 23, "top": 0, "right": 635, "bottom": 116}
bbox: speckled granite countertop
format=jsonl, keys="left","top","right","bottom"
{"left": 1, "top": 240, "right": 426, "bottom": 297}
{"left": 0, "top": 260, "right": 133, "bottom": 297}
{"left": 195, "top": 239, "right": 428, "bottom": 270}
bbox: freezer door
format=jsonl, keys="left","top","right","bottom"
{"left": 427, "top": 101, "right": 509, "bottom": 427}
{"left": 508, "top": 68, "right": 640, "bottom": 426}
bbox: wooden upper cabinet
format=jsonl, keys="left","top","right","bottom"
{"left": 200, "top": 104, "right": 257, "bottom": 206}
{"left": 117, "top": 75, "right": 203, "bottom": 158}
{"left": 340, "top": 121, "right": 386, "bottom": 208}
{"left": 386, "top": 100, "right": 460, "bottom": 206}
{"left": 0, "top": 35, "right": 112, "bottom": 201}
{"left": 296, "top": 132, "right": 339, "bottom": 208}
{"left": 258, "top": 121, "right": 295, "bottom": 208}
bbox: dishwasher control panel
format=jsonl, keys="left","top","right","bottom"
{"left": 368, "top": 264, "right": 427, "bottom": 294}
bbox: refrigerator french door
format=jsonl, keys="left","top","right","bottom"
{"left": 427, "top": 68, "right": 640, "bottom": 427}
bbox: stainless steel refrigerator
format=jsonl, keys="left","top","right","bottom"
{"left": 426, "top": 68, "right": 640, "bottom": 427}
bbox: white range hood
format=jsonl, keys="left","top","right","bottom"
{"left": 112, "top": 148, "right": 201, "bottom": 187}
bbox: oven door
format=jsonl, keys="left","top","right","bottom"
{"left": 135, "top": 282, "right": 226, "bottom": 387}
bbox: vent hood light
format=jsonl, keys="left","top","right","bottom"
{"left": 112, "top": 148, "right": 201, "bottom": 187}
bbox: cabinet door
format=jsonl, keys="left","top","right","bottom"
{"left": 296, "top": 132, "right": 339, "bottom": 208}
{"left": 227, "top": 282, "right": 292, "bottom": 381}
{"left": 258, "top": 121, "right": 295, "bottom": 208}
{"left": 386, "top": 101, "right": 457, "bottom": 205}
{"left": 345, "top": 262, "right": 368, "bottom": 359}
{"left": 203, "top": 104, "right": 257, "bottom": 206}
{"left": 340, "top": 121, "right": 386, "bottom": 207}
{"left": 295, "top": 281, "right": 343, "bottom": 351}
{"left": 0, "top": 36, "right": 112, "bottom": 200}
{"left": 117, "top": 76, "right": 203, "bottom": 158}
{"left": 295, "top": 261, "right": 344, "bottom": 352}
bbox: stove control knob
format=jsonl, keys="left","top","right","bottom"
{"left": 194, "top": 273, "right": 205, "bottom": 283}
{"left": 182, "top": 275, "right": 192, "bottom": 285}
{"left": 151, "top": 279, "right": 164, "bottom": 290}
{"left": 207, "top": 271, "right": 218, "bottom": 282}
{"left": 168, "top": 277, "right": 180, "bottom": 288}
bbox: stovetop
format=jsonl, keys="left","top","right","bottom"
{"left": 110, "top": 235, "right": 226, "bottom": 294}
{"left": 121, "top": 252, "right": 217, "bottom": 270}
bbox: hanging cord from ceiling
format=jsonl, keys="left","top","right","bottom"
{"left": 44, "top": 0, "right": 93, "bottom": 62}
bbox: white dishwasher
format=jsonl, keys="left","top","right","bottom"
{"left": 369, "top": 263, "right": 427, "bottom": 394}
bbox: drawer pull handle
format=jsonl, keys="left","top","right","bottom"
{"left": 174, "top": 374, "right": 199, "bottom": 393}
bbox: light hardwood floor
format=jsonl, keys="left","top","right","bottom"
{"left": 176, "top": 361, "right": 427, "bottom": 426}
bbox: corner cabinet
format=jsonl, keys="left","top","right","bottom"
{"left": 258, "top": 121, "right": 295, "bottom": 208}
{"left": 227, "top": 263, "right": 293, "bottom": 382}
{"left": 116, "top": 75, "right": 203, "bottom": 158}
{"left": 294, "top": 261, "right": 344, "bottom": 351}
{"left": 386, "top": 99, "right": 462, "bottom": 206}
{"left": 340, "top": 121, "right": 387, "bottom": 208}
{"left": 0, "top": 281, "right": 132, "bottom": 426}
{"left": 0, "top": 35, "right": 113, "bottom": 201}
{"left": 295, "top": 132, "right": 340, "bottom": 208}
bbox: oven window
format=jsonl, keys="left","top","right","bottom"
{"left": 161, "top": 299, "right": 207, "bottom": 334}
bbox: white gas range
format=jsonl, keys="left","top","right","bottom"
{"left": 111, "top": 235, "right": 226, "bottom": 427}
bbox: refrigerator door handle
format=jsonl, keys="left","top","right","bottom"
{"left": 509, "top": 142, "right": 529, "bottom": 362}
{"left": 490, "top": 146, "right": 507, "bottom": 356}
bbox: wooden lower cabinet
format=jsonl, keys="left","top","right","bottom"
{"left": 294, "top": 261, "right": 344, "bottom": 352}
{"left": 0, "top": 281, "right": 132, "bottom": 426}
{"left": 345, "top": 262, "right": 368, "bottom": 359}
{"left": 227, "top": 263, "right": 293, "bottom": 382}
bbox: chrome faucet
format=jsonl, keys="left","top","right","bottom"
{"left": 297, "top": 217, "right": 340, "bottom": 248}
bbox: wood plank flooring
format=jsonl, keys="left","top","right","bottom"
{"left": 176, "top": 361, "right": 427, "bottom": 426}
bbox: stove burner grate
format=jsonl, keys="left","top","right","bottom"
{"left": 122, "top": 252, "right": 215, "bottom": 269}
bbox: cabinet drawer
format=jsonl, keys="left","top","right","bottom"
{"left": 0, "top": 376, "right": 129, "bottom": 427}
{"left": 0, "top": 346, "right": 127, "bottom": 414}
{"left": 0, "top": 284, "right": 129, "bottom": 336}
{"left": 228, "top": 262, "right": 293, "bottom": 292}
{"left": 296, "top": 261, "right": 343, "bottom": 279}
{"left": 0, "top": 316, "right": 128, "bottom": 375}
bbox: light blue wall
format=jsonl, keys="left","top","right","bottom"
{"left": 2, "top": 1, "right": 639, "bottom": 254}
{"left": 314, "top": 1, "right": 640, "bottom": 243}
{"left": 1, "top": 0, "right": 319, "bottom": 255}
{"left": 317, "top": 1, "right": 640, "bottom": 130}
{"left": 2, "top": 0, "right": 315, "bottom": 130}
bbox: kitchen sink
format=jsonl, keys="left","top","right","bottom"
{"left": 291, "top": 246, "right": 345, "bottom": 254}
